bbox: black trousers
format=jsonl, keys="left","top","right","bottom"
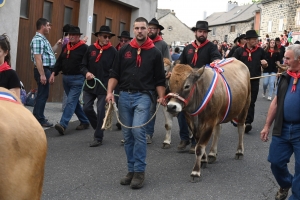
{"left": 246, "top": 79, "right": 260, "bottom": 124}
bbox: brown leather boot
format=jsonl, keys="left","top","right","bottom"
{"left": 130, "top": 172, "right": 145, "bottom": 189}
{"left": 275, "top": 188, "right": 290, "bottom": 200}
{"left": 120, "top": 172, "right": 134, "bottom": 185}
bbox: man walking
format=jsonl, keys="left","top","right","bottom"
{"left": 178, "top": 20, "right": 221, "bottom": 153}
{"left": 81, "top": 26, "right": 117, "bottom": 147}
{"left": 30, "top": 18, "right": 61, "bottom": 127}
{"left": 49, "top": 26, "right": 90, "bottom": 135}
{"left": 106, "top": 17, "right": 166, "bottom": 189}
{"left": 233, "top": 30, "right": 268, "bottom": 133}
{"left": 260, "top": 44, "right": 300, "bottom": 200}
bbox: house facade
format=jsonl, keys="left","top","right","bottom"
{"left": 206, "top": 2, "right": 260, "bottom": 44}
{"left": 0, "top": 0, "right": 157, "bottom": 102}
{"left": 157, "top": 9, "right": 195, "bottom": 46}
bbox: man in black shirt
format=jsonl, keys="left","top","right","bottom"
{"left": 275, "top": 37, "right": 285, "bottom": 64}
{"left": 80, "top": 26, "right": 117, "bottom": 147}
{"left": 178, "top": 20, "right": 221, "bottom": 153}
{"left": 233, "top": 30, "right": 268, "bottom": 133}
{"left": 50, "top": 26, "right": 90, "bottom": 135}
{"left": 106, "top": 17, "right": 166, "bottom": 189}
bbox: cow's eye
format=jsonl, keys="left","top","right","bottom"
{"left": 184, "top": 84, "right": 190, "bottom": 89}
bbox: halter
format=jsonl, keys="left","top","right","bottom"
{"left": 0, "top": 91, "right": 20, "bottom": 104}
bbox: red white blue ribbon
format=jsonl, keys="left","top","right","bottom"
{"left": 0, "top": 91, "right": 19, "bottom": 104}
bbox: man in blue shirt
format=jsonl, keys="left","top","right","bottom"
{"left": 171, "top": 47, "right": 180, "bottom": 61}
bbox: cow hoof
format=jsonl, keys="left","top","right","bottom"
{"left": 201, "top": 161, "right": 207, "bottom": 168}
{"left": 208, "top": 155, "right": 217, "bottom": 164}
{"left": 235, "top": 153, "right": 244, "bottom": 160}
{"left": 190, "top": 175, "right": 201, "bottom": 183}
{"left": 162, "top": 143, "right": 171, "bottom": 149}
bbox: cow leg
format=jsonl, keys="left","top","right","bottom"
{"left": 162, "top": 106, "right": 173, "bottom": 149}
{"left": 190, "top": 127, "right": 213, "bottom": 182}
{"left": 235, "top": 124, "right": 244, "bottom": 159}
{"left": 208, "top": 124, "right": 221, "bottom": 164}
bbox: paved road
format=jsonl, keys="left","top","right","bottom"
{"left": 40, "top": 85, "right": 295, "bottom": 200}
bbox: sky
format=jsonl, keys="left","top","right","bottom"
{"left": 157, "top": 0, "right": 253, "bottom": 27}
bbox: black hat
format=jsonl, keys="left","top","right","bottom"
{"left": 148, "top": 18, "right": 164, "bottom": 30}
{"left": 67, "top": 25, "right": 83, "bottom": 35}
{"left": 117, "top": 31, "right": 132, "bottom": 39}
{"left": 234, "top": 37, "right": 239, "bottom": 43}
{"left": 63, "top": 24, "right": 71, "bottom": 33}
{"left": 94, "top": 25, "right": 115, "bottom": 37}
{"left": 295, "top": 41, "right": 300, "bottom": 44}
{"left": 275, "top": 37, "right": 281, "bottom": 42}
{"left": 244, "top": 30, "right": 260, "bottom": 39}
{"left": 191, "top": 21, "right": 211, "bottom": 32}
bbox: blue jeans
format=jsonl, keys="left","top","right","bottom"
{"left": 118, "top": 91, "right": 151, "bottom": 172}
{"left": 33, "top": 67, "right": 51, "bottom": 124}
{"left": 268, "top": 123, "right": 300, "bottom": 200}
{"left": 145, "top": 92, "right": 157, "bottom": 137}
{"left": 82, "top": 92, "right": 106, "bottom": 141}
{"left": 263, "top": 72, "right": 276, "bottom": 98}
{"left": 177, "top": 112, "right": 196, "bottom": 144}
{"left": 59, "top": 75, "right": 89, "bottom": 129}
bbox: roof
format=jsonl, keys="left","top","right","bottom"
{"left": 206, "top": 3, "right": 260, "bottom": 26}
{"left": 261, "top": 0, "right": 278, "bottom": 4}
{"left": 157, "top": 9, "right": 172, "bottom": 19}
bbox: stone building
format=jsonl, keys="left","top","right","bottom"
{"left": 157, "top": 9, "right": 194, "bottom": 46}
{"left": 206, "top": 2, "right": 260, "bottom": 44}
{"left": 0, "top": 0, "right": 157, "bottom": 101}
{"left": 260, "top": 0, "right": 300, "bottom": 42}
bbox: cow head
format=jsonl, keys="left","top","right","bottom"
{"left": 166, "top": 64, "right": 204, "bottom": 114}
{"left": 163, "top": 58, "right": 172, "bottom": 76}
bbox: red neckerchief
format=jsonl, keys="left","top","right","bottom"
{"left": 94, "top": 41, "right": 112, "bottom": 62}
{"left": 268, "top": 49, "right": 275, "bottom": 57}
{"left": 245, "top": 45, "right": 259, "bottom": 61}
{"left": 0, "top": 62, "right": 11, "bottom": 72}
{"left": 151, "top": 35, "right": 163, "bottom": 43}
{"left": 277, "top": 44, "right": 282, "bottom": 49}
{"left": 115, "top": 43, "right": 121, "bottom": 51}
{"left": 191, "top": 40, "right": 209, "bottom": 65}
{"left": 287, "top": 70, "right": 300, "bottom": 92}
{"left": 66, "top": 40, "right": 85, "bottom": 58}
{"left": 238, "top": 43, "right": 244, "bottom": 48}
{"left": 129, "top": 37, "right": 155, "bottom": 67}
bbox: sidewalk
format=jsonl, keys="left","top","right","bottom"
{"left": 25, "top": 102, "right": 79, "bottom": 130}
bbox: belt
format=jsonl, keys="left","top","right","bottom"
{"left": 34, "top": 66, "right": 52, "bottom": 69}
{"left": 120, "top": 89, "right": 143, "bottom": 93}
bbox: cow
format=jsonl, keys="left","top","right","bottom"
{"left": 0, "top": 87, "right": 47, "bottom": 199}
{"left": 165, "top": 59, "right": 251, "bottom": 181}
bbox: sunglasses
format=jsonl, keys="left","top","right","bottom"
{"left": 102, "top": 35, "right": 111, "bottom": 39}
{"left": 120, "top": 39, "right": 129, "bottom": 43}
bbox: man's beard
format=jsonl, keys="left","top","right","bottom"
{"left": 148, "top": 32, "right": 157, "bottom": 40}
{"left": 196, "top": 35, "right": 207, "bottom": 43}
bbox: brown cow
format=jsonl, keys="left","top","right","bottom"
{"left": 0, "top": 87, "right": 47, "bottom": 199}
{"left": 165, "top": 59, "right": 250, "bottom": 181}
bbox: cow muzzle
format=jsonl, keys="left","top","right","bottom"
{"left": 167, "top": 101, "right": 182, "bottom": 113}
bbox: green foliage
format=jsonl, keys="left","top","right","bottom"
{"left": 252, "top": 0, "right": 261, "bottom": 2}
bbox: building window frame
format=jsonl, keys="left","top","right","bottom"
{"left": 230, "top": 25, "right": 235, "bottom": 33}
{"left": 20, "top": 0, "right": 29, "bottom": 19}
{"left": 268, "top": 20, "right": 272, "bottom": 33}
{"left": 212, "top": 27, "right": 216, "bottom": 36}
{"left": 92, "top": 14, "right": 97, "bottom": 33}
{"left": 296, "top": 8, "right": 300, "bottom": 27}
{"left": 278, "top": 16, "right": 284, "bottom": 31}
{"left": 119, "top": 22, "right": 125, "bottom": 35}
{"left": 43, "top": 1, "right": 53, "bottom": 22}
{"left": 63, "top": 6, "right": 73, "bottom": 26}
{"left": 105, "top": 18, "right": 112, "bottom": 30}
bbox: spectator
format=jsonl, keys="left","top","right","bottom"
{"left": 275, "top": 37, "right": 285, "bottom": 64}
{"left": 0, "top": 33, "right": 21, "bottom": 98}
{"left": 30, "top": 18, "right": 62, "bottom": 127}
{"left": 49, "top": 26, "right": 90, "bottom": 135}
{"left": 106, "top": 17, "right": 166, "bottom": 189}
{"left": 171, "top": 47, "right": 180, "bottom": 61}
{"left": 260, "top": 44, "right": 300, "bottom": 200}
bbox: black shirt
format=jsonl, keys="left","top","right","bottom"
{"left": 81, "top": 44, "right": 117, "bottom": 95}
{"left": 0, "top": 70, "right": 20, "bottom": 89}
{"left": 110, "top": 44, "right": 165, "bottom": 91}
{"left": 233, "top": 46, "right": 266, "bottom": 78}
{"left": 226, "top": 45, "right": 240, "bottom": 58}
{"left": 278, "top": 45, "right": 285, "bottom": 63}
{"left": 53, "top": 43, "right": 88, "bottom": 76}
{"left": 263, "top": 51, "right": 280, "bottom": 73}
{"left": 179, "top": 41, "right": 222, "bottom": 68}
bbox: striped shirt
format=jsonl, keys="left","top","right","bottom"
{"left": 30, "top": 32, "right": 56, "bottom": 67}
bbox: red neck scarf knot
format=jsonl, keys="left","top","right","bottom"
{"left": 94, "top": 41, "right": 112, "bottom": 62}
{"left": 245, "top": 46, "right": 259, "bottom": 61}
{"left": 268, "top": 49, "right": 275, "bottom": 57}
{"left": 129, "top": 37, "right": 155, "bottom": 67}
{"left": 191, "top": 40, "right": 209, "bottom": 65}
{"left": 0, "top": 62, "right": 11, "bottom": 72}
{"left": 66, "top": 40, "right": 85, "bottom": 58}
{"left": 287, "top": 70, "right": 300, "bottom": 92}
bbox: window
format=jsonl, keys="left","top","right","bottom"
{"left": 296, "top": 9, "right": 300, "bottom": 26}
{"left": 268, "top": 20, "right": 272, "bottom": 33}
{"left": 224, "top": 35, "right": 228, "bottom": 42}
{"left": 119, "top": 22, "right": 125, "bottom": 35}
{"left": 212, "top": 27, "right": 216, "bottom": 36}
{"left": 105, "top": 18, "right": 112, "bottom": 30}
{"left": 92, "top": 14, "right": 97, "bottom": 33}
{"left": 20, "top": 0, "right": 29, "bottom": 18}
{"left": 63, "top": 7, "right": 73, "bottom": 26}
{"left": 43, "top": 1, "right": 53, "bottom": 21}
{"left": 168, "top": 26, "right": 173, "bottom": 31}
{"left": 278, "top": 17, "right": 284, "bottom": 31}
{"left": 230, "top": 25, "right": 235, "bottom": 32}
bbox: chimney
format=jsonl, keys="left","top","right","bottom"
{"left": 227, "top": 0, "right": 238, "bottom": 11}
{"left": 203, "top": 11, "right": 207, "bottom": 20}
{"left": 171, "top": 10, "right": 176, "bottom": 16}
